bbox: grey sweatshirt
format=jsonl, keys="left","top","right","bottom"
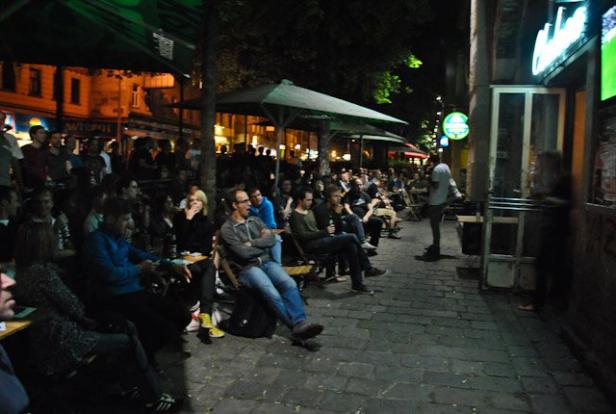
{"left": 220, "top": 216, "right": 276, "bottom": 268}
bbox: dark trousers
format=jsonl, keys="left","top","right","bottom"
{"left": 184, "top": 260, "right": 216, "bottom": 314}
{"left": 107, "top": 291, "right": 191, "bottom": 362}
{"left": 364, "top": 216, "right": 384, "bottom": 246}
{"left": 336, "top": 233, "right": 371, "bottom": 272}
{"left": 305, "top": 234, "right": 364, "bottom": 288}
{"left": 92, "top": 321, "right": 162, "bottom": 401}
{"left": 428, "top": 204, "right": 446, "bottom": 253}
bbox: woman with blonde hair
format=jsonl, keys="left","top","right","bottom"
{"left": 175, "top": 188, "right": 223, "bottom": 340}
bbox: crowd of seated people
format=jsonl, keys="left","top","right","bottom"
{"left": 0, "top": 121, "right": 431, "bottom": 412}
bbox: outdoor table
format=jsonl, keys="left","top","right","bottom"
{"left": 181, "top": 254, "right": 209, "bottom": 264}
{"left": 0, "top": 320, "right": 33, "bottom": 341}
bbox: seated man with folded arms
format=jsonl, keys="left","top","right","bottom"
{"left": 290, "top": 188, "right": 377, "bottom": 294}
{"left": 248, "top": 187, "right": 283, "bottom": 264}
{"left": 84, "top": 197, "right": 192, "bottom": 362}
{"left": 220, "top": 189, "right": 323, "bottom": 341}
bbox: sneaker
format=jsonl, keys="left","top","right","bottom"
{"left": 361, "top": 241, "right": 377, "bottom": 250}
{"left": 199, "top": 313, "right": 225, "bottom": 338}
{"left": 351, "top": 284, "right": 375, "bottom": 295}
{"left": 367, "top": 250, "right": 378, "bottom": 257}
{"left": 291, "top": 321, "right": 324, "bottom": 340}
{"left": 186, "top": 311, "right": 200, "bottom": 332}
{"left": 365, "top": 267, "right": 388, "bottom": 277}
{"left": 388, "top": 232, "right": 401, "bottom": 239}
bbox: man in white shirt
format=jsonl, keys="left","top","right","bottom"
{"left": 0, "top": 112, "right": 23, "bottom": 190}
{"left": 424, "top": 152, "right": 451, "bottom": 260}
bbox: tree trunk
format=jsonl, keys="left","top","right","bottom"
{"left": 317, "top": 123, "right": 331, "bottom": 177}
{"left": 200, "top": 0, "right": 218, "bottom": 223}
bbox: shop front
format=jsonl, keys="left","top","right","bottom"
{"left": 478, "top": 0, "right": 616, "bottom": 395}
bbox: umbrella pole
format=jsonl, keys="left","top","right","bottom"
{"left": 359, "top": 134, "right": 364, "bottom": 170}
{"left": 274, "top": 125, "right": 283, "bottom": 191}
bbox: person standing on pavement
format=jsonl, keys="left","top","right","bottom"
{"left": 21, "top": 125, "right": 48, "bottom": 190}
{"left": 0, "top": 112, "right": 23, "bottom": 192}
{"left": 422, "top": 152, "right": 451, "bottom": 261}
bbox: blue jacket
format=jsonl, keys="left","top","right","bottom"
{"left": 84, "top": 228, "right": 166, "bottom": 300}
{"left": 249, "top": 196, "right": 277, "bottom": 229}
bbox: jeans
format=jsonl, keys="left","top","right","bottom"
{"left": 271, "top": 234, "right": 282, "bottom": 264}
{"left": 239, "top": 261, "right": 306, "bottom": 328}
{"left": 342, "top": 214, "right": 366, "bottom": 242}
{"left": 92, "top": 320, "right": 162, "bottom": 402}
{"left": 428, "top": 204, "right": 446, "bottom": 253}
{"left": 305, "top": 234, "right": 365, "bottom": 288}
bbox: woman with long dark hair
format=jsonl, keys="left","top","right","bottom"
{"left": 14, "top": 221, "right": 181, "bottom": 412}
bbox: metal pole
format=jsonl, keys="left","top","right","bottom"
{"left": 116, "top": 75, "right": 122, "bottom": 142}
{"left": 359, "top": 134, "right": 364, "bottom": 169}
{"left": 178, "top": 76, "right": 184, "bottom": 141}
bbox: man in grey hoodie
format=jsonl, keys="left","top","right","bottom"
{"left": 220, "top": 189, "right": 323, "bottom": 341}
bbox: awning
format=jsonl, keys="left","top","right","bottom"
{"left": 170, "top": 79, "right": 408, "bottom": 124}
{"left": 0, "top": 0, "right": 200, "bottom": 75}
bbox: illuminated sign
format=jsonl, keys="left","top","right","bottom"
{"left": 443, "top": 112, "right": 469, "bottom": 140}
{"left": 440, "top": 135, "right": 449, "bottom": 147}
{"left": 532, "top": 5, "right": 587, "bottom": 76}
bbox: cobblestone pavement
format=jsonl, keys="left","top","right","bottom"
{"left": 161, "top": 220, "right": 614, "bottom": 414}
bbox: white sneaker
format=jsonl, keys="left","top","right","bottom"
{"left": 186, "top": 310, "right": 201, "bottom": 332}
{"left": 361, "top": 241, "right": 377, "bottom": 250}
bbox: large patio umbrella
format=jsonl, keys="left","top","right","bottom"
{"left": 172, "top": 79, "right": 408, "bottom": 187}
{"left": 0, "top": 0, "right": 200, "bottom": 75}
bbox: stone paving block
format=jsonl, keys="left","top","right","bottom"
{"left": 482, "top": 362, "right": 517, "bottom": 378}
{"left": 527, "top": 393, "right": 573, "bottom": 414}
{"left": 337, "top": 361, "right": 375, "bottom": 379}
{"left": 423, "top": 371, "right": 522, "bottom": 393}
{"left": 356, "top": 350, "right": 401, "bottom": 366}
{"left": 317, "top": 390, "right": 367, "bottom": 412}
{"left": 375, "top": 365, "right": 424, "bottom": 383}
{"left": 511, "top": 357, "right": 548, "bottom": 377}
{"left": 381, "top": 382, "right": 434, "bottom": 402}
{"left": 432, "top": 317, "right": 471, "bottom": 329}
{"left": 364, "top": 398, "right": 416, "bottom": 414}
{"left": 550, "top": 371, "right": 595, "bottom": 387}
{"left": 304, "top": 373, "right": 348, "bottom": 392}
{"left": 280, "top": 387, "right": 323, "bottom": 408}
{"left": 271, "top": 369, "right": 311, "bottom": 390}
{"left": 562, "top": 386, "right": 614, "bottom": 413}
{"left": 345, "top": 377, "right": 391, "bottom": 396}
{"left": 520, "top": 376, "right": 560, "bottom": 394}
{"left": 401, "top": 354, "right": 451, "bottom": 373}
{"left": 432, "top": 386, "right": 531, "bottom": 412}
{"left": 213, "top": 398, "right": 258, "bottom": 413}
{"left": 470, "top": 321, "right": 499, "bottom": 331}
{"left": 250, "top": 401, "right": 307, "bottom": 414}
{"left": 224, "top": 379, "right": 283, "bottom": 401}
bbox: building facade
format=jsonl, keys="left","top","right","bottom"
{"left": 468, "top": 0, "right": 616, "bottom": 400}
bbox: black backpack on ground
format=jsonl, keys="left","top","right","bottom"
{"left": 220, "top": 287, "right": 277, "bottom": 338}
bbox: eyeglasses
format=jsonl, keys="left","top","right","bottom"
{"left": 236, "top": 199, "right": 251, "bottom": 204}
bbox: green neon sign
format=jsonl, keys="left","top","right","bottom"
{"left": 443, "top": 112, "right": 469, "bottom": 140}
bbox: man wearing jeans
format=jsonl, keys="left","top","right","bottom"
{"left": 220, "top": 189, "right": 323, "bottom": 341}
{"left": 290, "top": 188, "right": 378, "bottom": 294}
{"left": 424, "top": 152, "right": 451, "bottom": 261}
